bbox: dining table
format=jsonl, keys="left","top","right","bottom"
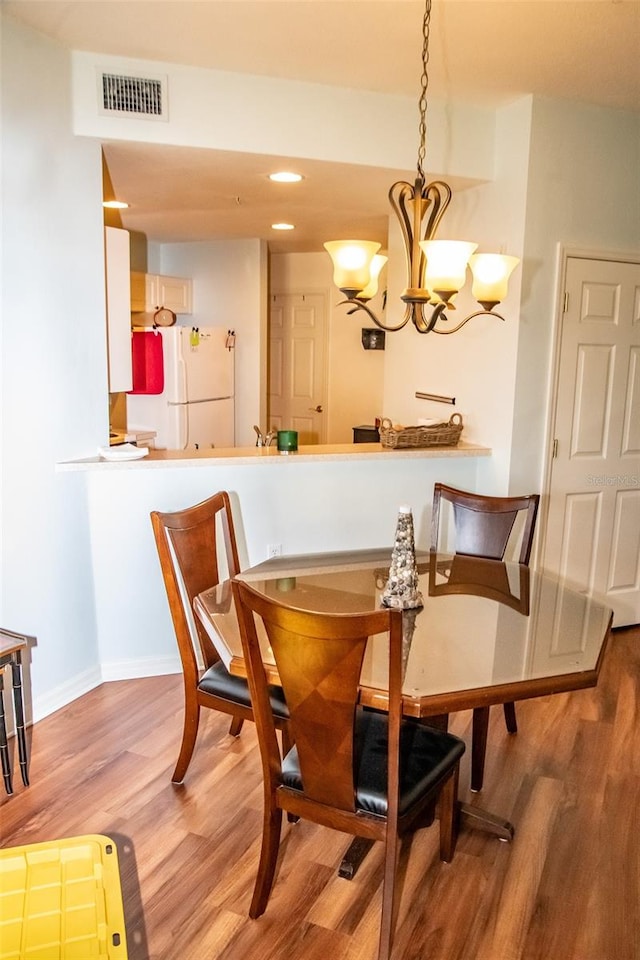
{"left": 194, "top": 546, "right": 613, "bottom": 868}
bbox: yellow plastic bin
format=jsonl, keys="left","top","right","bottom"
{"left": 0, "top": 834, "right": 127, "bottom": 959}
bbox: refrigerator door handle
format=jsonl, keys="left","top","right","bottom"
{"left": 167, "top": 397, "right": 232, "bottom": 405}
{"left": 176, "top": 353, "right": 188, "bottom": 403}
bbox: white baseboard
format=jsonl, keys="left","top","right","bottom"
{"left": 31, "top": 657, "right": 181, "bottom": 725}
{"left": 100, "top": 655, "right": 181, "bottom": 682}
{"left": 32, "top": 665, "right": 103, "bottom": 725}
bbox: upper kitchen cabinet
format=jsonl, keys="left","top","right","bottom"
{"left": 130, "top": 272, "right": 193, "bottom": 314}
{"left": 105, "top": 226, "right": 133, "bottom": 393}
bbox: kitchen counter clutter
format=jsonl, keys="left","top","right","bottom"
{"left": 109, "top": 428, "right": 157, "bottom": 447}
{"left": 57, "top": 440, "right": 491, "bottom": 470}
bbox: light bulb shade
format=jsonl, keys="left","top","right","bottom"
{"left": 469, "top": 254, "right": 520, "bottom": 306}
{"left": 358, "top": 254, "right": 387, "bottom": 301}
{"left": 419, "top": 240, "right": 478, "bottom": 297}
{"left": 324, "top": 240, "right": 381, "bottom": 296}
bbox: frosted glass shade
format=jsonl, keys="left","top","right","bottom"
{"left": 469, "top": 254, "right": 520, "bottom": 305}
{"left": 419, "top": 240, "right": 478, "bottom": 297}
{"left": 324, "top": 240, "right": 380, "bottom": 295}
{"left": 358, "top": 254, "right": 388, "bottom": 300}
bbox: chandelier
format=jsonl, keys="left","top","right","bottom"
{"left": 324, "top": 0, "right": 519, "bottom": 335}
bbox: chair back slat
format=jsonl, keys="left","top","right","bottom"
{"left": 233, "top": 580, "right": 403, "bottom": 813}
{"left": 151, "top": 492, "right": 241, "bottom": 671}
{"left": 432, "top": 483, "right": 539, "bottom": 564}
{"left": 268, "top": 623, "right": 367, "bottom": 810}
{"left": 452, "top": 504, "right": 518, "bottom": 559}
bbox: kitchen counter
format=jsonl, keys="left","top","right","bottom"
{"left": 57, "top": 440, "right": 491, "bottom": 471}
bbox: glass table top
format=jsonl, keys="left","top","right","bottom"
{"left": 195, "top": 550, "right": 613, "bottom": 716}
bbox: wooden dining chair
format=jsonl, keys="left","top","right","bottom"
{"left": 233, "top": 578, "right": 465, "bottom": 960}
{"left": 430, "top": 482, "right": 540, "bottom": 792}
{"left": 150, "top": 492, "right": 289, "bottom": 784}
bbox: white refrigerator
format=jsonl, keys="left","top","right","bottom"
{"left": 127, "top": 326, "right": 235, "bottom": 450}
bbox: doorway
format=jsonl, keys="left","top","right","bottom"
{"left": 269, "top": 292, "right": 328, "bottom": 443}
{"left": 541, "top": 252, "right": 640, "bottom": 626}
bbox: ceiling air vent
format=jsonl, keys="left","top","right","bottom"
{"left": 100, "top": 72, "right": 168, "bottom": 120}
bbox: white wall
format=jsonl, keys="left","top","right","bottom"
{"left": 1, "top": 15, "right": 107, "bottom": 719}
{"left": 511, "top": 98, "right": 640, "bottom": 498}
{"left": 270, "top": 253, "right": 385, "bottom": 442}
{"left": 147, "top": 239, "right": 268, "bottom": 447}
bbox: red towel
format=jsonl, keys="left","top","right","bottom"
{"left": 128, "top": 331, "right": 164, "bottom": 395}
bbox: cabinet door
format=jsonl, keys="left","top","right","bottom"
{"left": 157, "top": 275, "right": 192, "bottom": 314}
{"left": 105, "top": 227, "right": 132, "bottom": 392}
{"left": 145, "top": 274, "right": 160, "bottom": 311}
{"left": 130, "top": 273, "right": 192, "bottom": 314}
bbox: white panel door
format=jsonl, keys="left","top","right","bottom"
{"left": 542, "top": 256, "right": 640, "bottom": 625}
{"left": 269, "top": 293, "right": 327, "bottom": 443}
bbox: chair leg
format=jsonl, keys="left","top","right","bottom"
{"left": 503, "top": 701, "right": 518, "bottom": 734}
{"left": 378, "top": 828, "right": 401, "bottom": 960}
{"left": 249, "top": 802, "right": 283, "bottom": 919}
{"left": 0, "top": 672, "right": 13, "bottom": 795}
{"left": 228, "top": 716, "right": 244, "bottom": 737}
{"left": 471, "top": 706, "right": 490, "bottom": 793}
{"left": 12, "top": 659, "right": 29, "bottom": 787}
{"left": 438, "top": 765, "right": 460, "bottom": 863}
{"left": 172, "top": 698, "right": 200, "bottom": 784}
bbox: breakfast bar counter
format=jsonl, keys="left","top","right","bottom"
{"left": 57, "top": 440, "right": 491, "bottom": 471}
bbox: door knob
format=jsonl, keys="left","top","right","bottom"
{"left": 309, "top": 405, "right": 323, "bottom": 413}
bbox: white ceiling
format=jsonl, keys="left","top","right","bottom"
{"left": 5, "top": 1, "right": 640, "bottom": 252}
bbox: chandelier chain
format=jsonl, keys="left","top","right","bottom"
{"left": 417, "top": 0, "right": 432, "bottom": 180}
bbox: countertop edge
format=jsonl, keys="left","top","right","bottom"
{"left": 56, "top": 441, "right": 492, "bottom": 471}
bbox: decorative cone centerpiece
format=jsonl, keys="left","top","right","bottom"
{"left": 381, "top": 505, "right": 424, "bottom": 610}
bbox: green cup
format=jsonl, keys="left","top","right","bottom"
{"left": 277, "top": 430, "right": 298, "bottom": 454}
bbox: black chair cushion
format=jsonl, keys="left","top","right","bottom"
{"left": 198, "top": 662, "right": 289, "bottom": 719}
{"left": 281, "top": 707, "right": 464, "bottom": 817}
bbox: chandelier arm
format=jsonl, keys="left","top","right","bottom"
{"left": 423, "top": 181, "right": 452, "bottom": 239}
{"left": 341, "top": 299, "right": 411, "bottom": 332}
{"left": 430, "top": 309, "right": 507, "bottom": 335}
{"left": 388, "top": 181, "right": 417, "bottom": 287}
{"left": 411, "top": 301, "right": 447, "bottom": 333}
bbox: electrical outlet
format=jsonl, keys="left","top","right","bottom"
{"left": 267, "top": 543, "right": 282, "bottom": 559}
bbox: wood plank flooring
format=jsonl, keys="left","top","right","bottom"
{"left": 2, "top": 626, "right": 638, "bottom": 960}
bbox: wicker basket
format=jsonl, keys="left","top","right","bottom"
{"left": 379, "top": 413, "right": 463, "bottom": 449}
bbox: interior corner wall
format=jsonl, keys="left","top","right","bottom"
{"left": 150, "top": 239, "right": 267, "bottom": 447}
{"left": 269, "top": 253, "right": 385, "bottom": 442}
{"left": 1, "top": 13, "right": 107, "bottom": 719}
{"left": 511, "top": 98, "right": 640, "bottom": 498}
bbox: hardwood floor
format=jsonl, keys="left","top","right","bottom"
{"left": 2, "top": 626, "right": 638, "bottom": 960}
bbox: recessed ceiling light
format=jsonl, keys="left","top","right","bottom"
{"left": 269, "top": 172, "right": 303, "bottom": 183}
{"left": 103, "top": 200, "right": 129, "bottom": 209}
{"left": 272, "top": 223, "right": 295, "bottom": 231}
